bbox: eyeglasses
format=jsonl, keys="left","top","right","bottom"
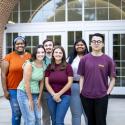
{"left": 91, "top": 40, "right": 102, "bottom": 44}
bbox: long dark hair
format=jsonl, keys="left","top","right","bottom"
{"left": 30, "top": 45, "right": 45, "bottom": 62}
{"left": 49, "top": 46, "right": 67, "bottom": 71}
{"left": 68, "top": 39, "right": 89, "bottom": 64}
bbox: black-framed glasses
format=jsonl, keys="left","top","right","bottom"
{"left": 91, "top": 40, "right": 102, "bottom": 44}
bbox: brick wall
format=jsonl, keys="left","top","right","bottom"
{"left": 0, "top": 0, "right": 19, "bottom": 67}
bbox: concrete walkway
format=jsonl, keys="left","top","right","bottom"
{"left": 0, "top": 97, "right": 125, "bottom": 125}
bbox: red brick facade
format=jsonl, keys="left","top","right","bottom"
{"left": 0, "top": 0, "right": 18, "bottom": 66}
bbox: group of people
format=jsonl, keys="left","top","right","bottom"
{"left": 1, "top": 33, "right": 116, "bottom": 125}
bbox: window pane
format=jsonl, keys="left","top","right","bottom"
{"left": 122, "top": 7, "right": 125, "bottom": 19}
{"left": 113, "top": 46, "right": 120, "bottom": 60}
{"left": 109, "top": 0, "right": 121, "bottom": 7}
{"left": 20, "top": 0, "right": 30, "bottom": 11}
{"left": 55, "top": 9, "right": 65, "bottom": 21}
{"left": 109, "top": 8, "right": 121, "bottom": 20}
{"left": 121, "top": 34, "right": 125, "bottom": 45}
{"left": 76, "top": 31, "right": 82, "bottom": 40}
{"left": 47, "top": 35, "right": 61, "bottom": 45}
{"left": 122, "top": 69, "right": 125, "bottom": 76}
{"left": 6, "top": 33, "right": 12, "bottom": 46}
{"left": 33, "top": 36, "right": 39, "bottom": 46}
{"left": 84, "top": 0, "right": 95, "bottom": 8}
{"left": 31, "top": 0, "right": 43, "bottom": 11}
{"left": 68, "top": 0, "right": 82, "bottom": 8}
{"left": 96, "top": 8, "right": 108, "bottom": 20}
{"left": 25, "top": 36, "right": 31, "bottom": 46}
{"left": 96, "top": 0, "right": 108, "bottom": 7}
{"left": 47, "top": 36, "right": 53, "bottom": 40}
{"left": 115, "top": 76, "right": 120, "bottom": 86}
{"left": 84, "top": 9, "right": 95, "bottom": 21}
{"left": 54, "top": 36, "right": 61, "bottom": 45}
{"left": 55, "top": 0, "right": 65, "bottom": 9}
{"left": 13, "top": 12, "right": 18, "bottom": 23}
{"left": 68, "top": 46, "right": 73, "bottom": 56}
{"left": 121, "top": 46, "right": 125, "bottom": 60}
{"left": 20, "top": 11, "right": 31, "bottom": 22}
{"left": 68, "top": 9, "right": 82, "bottom": 21}
{"left": 122, "top": 77, "right": 125, "bottom": 86}
{"left": 68, "top": 32, "right": 74, "bottom": 45}
{"left": 115, "top": 61, "right": 120, "bottom": 67}
{"left": 113, "top": 34, "right": 120, "bottom": 45}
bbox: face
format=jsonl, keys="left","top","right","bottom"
{"left": 53, "top": 48, "right": 63, "bottom": 62}
{"left": 36, "top": 48, "right": 45, "bottom": 61}
{"left": 91, "top": 36, "right": 104, "bottom": 52}
{"left": 75, "top": 41, "right": 85, "bottom": 53}
{"left": 43, "top": 41, "right": 53, "bottom": 54}
{"left": 15, "top": 39, "right": 25, "bottom": 52}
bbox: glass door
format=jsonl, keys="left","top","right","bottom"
{"left": 109, "top": 31, "right": 125, "bottom": 95}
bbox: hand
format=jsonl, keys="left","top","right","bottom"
{"left": 53, "top": 93, "right": 61, "bottom": 103}
{"left": 107, "top": 91, "right": 110, "bottom": 95}
{"left": 4, "top": 91, "right": 10, "bottom": 100}
{"left": 37, "top": 98, "right": 41, "bottom": 109}
{"left": 28, "top": 99, "right": 34, "bottom": 111}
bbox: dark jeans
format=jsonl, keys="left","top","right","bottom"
{"left": 80, "top": 95, "right": 108, "bottom": 125}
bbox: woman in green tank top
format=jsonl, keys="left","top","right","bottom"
{"left": 17, "top": 45, "right": 46, "bottom": 125}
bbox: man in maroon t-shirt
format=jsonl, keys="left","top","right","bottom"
{"left": 78, "top": 33, "right": 116, "bottom": 125}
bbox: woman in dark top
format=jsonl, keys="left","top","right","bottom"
{"left": 45, "top": 46, "right": 73, "bottom": 125}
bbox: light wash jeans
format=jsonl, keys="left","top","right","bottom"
{"left": 41, "top": 91, "right": 51, "bottom": 125}
{"left": 17, "top": 89, "right": 41, "bottom": 125}
{"left": 8, "top": 90, "right": 22, "bottom": 125}
{"left": 70, "top": 83, "right": 88, "bottom": 125}
{"left": 47, "top": 93, "right": 70, "bottom": 125}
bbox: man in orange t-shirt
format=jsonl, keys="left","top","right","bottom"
{"left": 1, "top": 36, "right": 31, "bottom": 125}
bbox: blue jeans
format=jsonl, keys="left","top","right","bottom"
{"left": 17, "top": 90, "right": 41, "bottom": 125}
{"left": 70, "top": 83, "right": 88, "bottom": 125}
{"left": 47, "top": 93, "right": 70, "bottom": 125}
{"left": 8, "top": 89, "right": 22, "bottom": 125}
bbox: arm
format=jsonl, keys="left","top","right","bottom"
{"left": 79, "top": 75, "right": 84, "bottom": 93}
{"left": 38, "top": 80, "right": 44, "bottom": 100}
{"left": 45, "top": 77, "right": 55, "bottom": 96}
{"left": 1, "top": 60, "right": 9, "bottom": 100}
{"left": 37, "top": 79, "right": 44, "bottom": 108}
{"left": 23, "top": 63, "right": 33, "bottom": 110}
{"left": 107, "top": 77, "right": 115, "bottom": 95}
